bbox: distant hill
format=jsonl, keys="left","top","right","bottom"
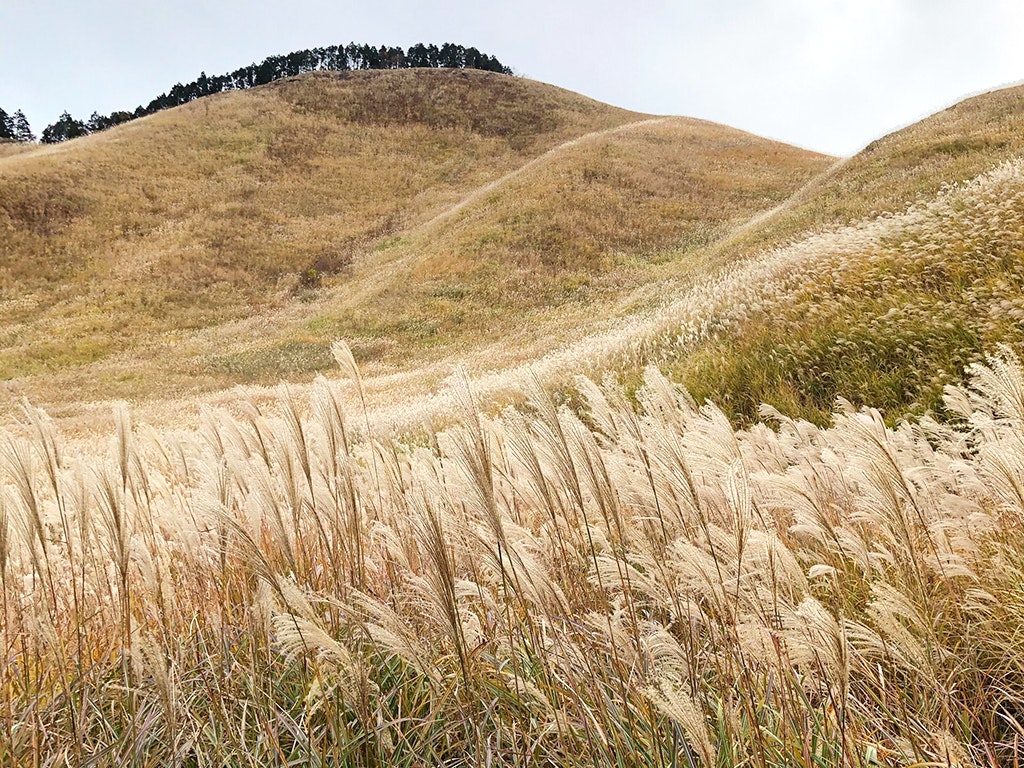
{"left": 720, "top": 83, "right": 1024, "bottom": 258}
{"left": 0, "top": 68, "right": 829, "bottom": 416}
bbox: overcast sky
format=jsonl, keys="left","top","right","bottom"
{"left": 2, "top": 1, "right": 1023, "bottom": 156}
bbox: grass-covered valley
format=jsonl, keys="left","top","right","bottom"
{"left": 3, "top": 66, "right": 1024, "bottom": 766}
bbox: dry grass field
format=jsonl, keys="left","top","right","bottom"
{"left": 3, "top": 343, "right": 1024, "bottom": 766}
{"left": 0, "top": 69, "right": 829, "bottom": 418}
{"left": 0, "top": 140, "right": 34, "bottom": 160}
{"left": 0, "top": 70, "right": 639, "bottom": 405}
{"left": 4, "top": 70, "right": 1024, "bottom": 766}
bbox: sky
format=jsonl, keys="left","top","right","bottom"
{"left": 2, "top": 1, "right": 1023, "bottom": 156}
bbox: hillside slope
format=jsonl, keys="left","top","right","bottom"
{"left": 655, "top": 84, "right": 1024, "bottom": 424}
{"left": 332, "top": 81, "right": 1024, "bottom": 433}
{"left": 721, "top": 82, "right": 1024, "bottom": 257}
{"left": 0, "top": 68, "right": 830, "bottom": 416}
{"left": 218, "top": 116, "right": 829, "bottom": 384}
{"left": 0, "top": 69, "right": 639, "bottom": 403}
{"left": 0, "top": 140, "right": 33, "bottom": 160}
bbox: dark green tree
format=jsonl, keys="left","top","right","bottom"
{"left": 438, "top": 43, "right": 465, "bottom": 68}
{"left": 87, "top": 111, "right": 109, "bottom": 132}
{"left": 40, "top": 111, "right": 89, "bottom": 143}
{"left": 29, "top": 43, "right": 513, "bottom": 141}
{"left": 12, "top": 110, "right": 35, "bottom": 141}
{"left": 0, "top": 107, "right": 13, "bottom": 140}
{"left": 406, "top": 43, "right": 430, "bottom": 68}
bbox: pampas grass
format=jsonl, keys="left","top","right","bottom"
{"left": 3, "top": 345, "right": 1024, "bottom": 766}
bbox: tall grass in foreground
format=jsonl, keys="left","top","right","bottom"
{"left": 3, "top": 346, "right": 1024, "bottom": 766}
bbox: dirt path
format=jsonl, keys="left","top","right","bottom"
{"left": 710, "top": 155, "right": 850, "bottom": 253}
{"left": 29, "top": 115, "right": 831, "bottom": 440}
{"left": 418, "top": 117, "right": 676, "bottom": 231}
{"left": 257, "top": 116, "right": 679, "bottom": 324}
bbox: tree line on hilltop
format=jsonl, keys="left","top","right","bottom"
{"left": 1, "top": 42, "right": 512, "bottom": 145}
{"left": 0, "top": 107, "right": 35, "bottom": 142}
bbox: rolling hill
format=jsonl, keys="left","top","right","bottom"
{"left": 659, "top": 83, "right": 1024, "bottom": 424}
{"left": 307, "top": 80, "right": 1024, "bottom": 433}
{"left": 719, "top": 82, "right": 1024, "bottom": 258}
{"left": 0, "top": 68, "right": 830, "bottom": 419}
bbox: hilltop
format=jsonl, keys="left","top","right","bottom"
{"left": 0, "top": 68, "right": 829, "bottom": 418}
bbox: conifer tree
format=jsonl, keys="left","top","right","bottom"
{"left": 31, "top": 43, "right": 513, "bottom": 142}
{"left": 12, "top": 110, "right": 35, "bottom": 142}
{"left": 40, "top": 111, "right": 89, "bottom": 144}
{"left": 0, "top": 107, "right": 13, "bottom": 140}
{"left": 0, "top": 108, "right": 37, "bottom": 142}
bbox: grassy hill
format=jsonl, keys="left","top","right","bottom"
{"left": 0, "top": 69, "right": 638, "bottom": 408}
{"left": 719, "top": 83, "right": 1024, "bottom": 257}
{"left": 0, "top": 68, "right": 830, "bottom": 416}
{"left": 315, "top": 81, "right": 1024, "bottom": 433}
{"left": 657, "top": 83, "right": 1024, "bottom": 425}
{"left": 3, "top": 74, "right": 1022, "bottom": 431}
{"left": 215, "top": 116, "right": 828, "bottom": 387}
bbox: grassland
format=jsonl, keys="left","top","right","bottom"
{"left": 4, "top": 71, "right": 1024, "bottom": 766}
{"left": 0, "top": 70, "right": 637, "bottom": 403}
{"left": 334, "top": 84, "right": 1024, "bottom": 435}
{"left": 0, "top": 69, "right": 829, "bottom": 418}
{"left": 0, "top": 140, "right": 34, "bottom": 160}
{"left": 3, "top": 343, "right": 1024, "bottom": 766}
{"left": 6, "top": 77, "right": 1024, "bottom": 433}
{"left": 256, "top": 117, "right": 827, "bottom": 385}
{"left": 658, "top": 85, "right": 1024, "bottom": 426}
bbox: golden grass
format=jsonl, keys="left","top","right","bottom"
{"left": 0, "top": 140, "right": 33, "bottom": 159}
{"left": 284, "top": 117, "right": 829, "bottom": 373}
{"left": 0, "top": 70, "right": 640, "bottom": 400}
{"left": 4, "top": 77, "right": 1022, "bottom": 441}
{"left": 5, "top": 75, "right": 1024, "bottom": 766}
{"left": 722, "top": 83, "right": 1024, "bottom": 258}
{"left": 2, "top": 344, "right": 1024, "bottom": 765}
{"left": 0, "top": 69, "right": 829, "bottom": 418}
{"left": 416, "top": 80, "right": 1024, "bottom": 432}
{"left": 658, "top": 154, "right": 1024, "bottom": 426}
